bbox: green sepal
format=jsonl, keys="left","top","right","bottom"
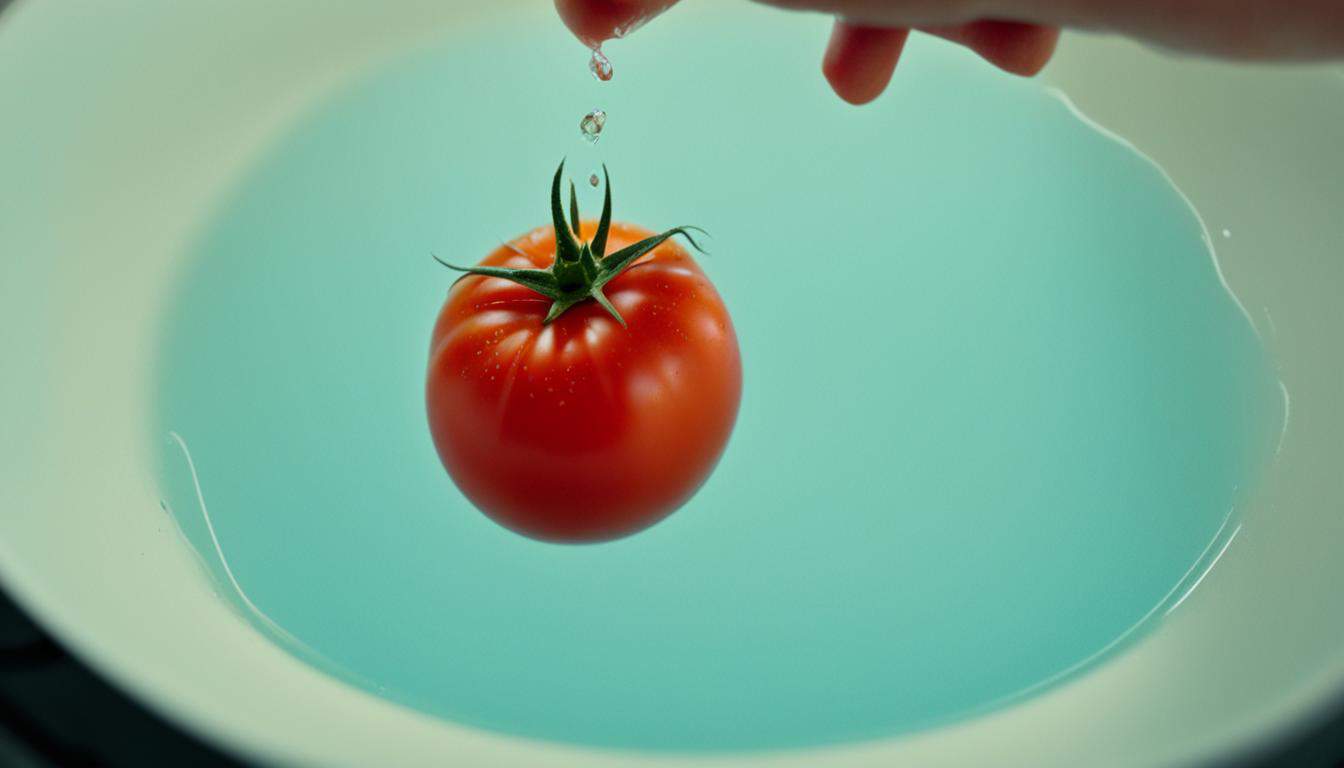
{"left": 568, "top": 182, "right": 582, "bottom": 238}
{"left": 543, "top": 296, "right": 584, "bottom": 325}
{"left": 589, "top": 286, "right": 626, "bottom": 328}
{"left": 433, "top": 255, "right": 559, "bottom": 296}
{"left": 436, "top": 162, "right": 706, "bottom": 327}
{"left": 592, "top": 165, "right": 612, "bottom": 259}
{"left": 550, "top": 162, "right": 581, "bottom": 264}
{"left": 594, "top": 226, "right": 708, "bottom": 289}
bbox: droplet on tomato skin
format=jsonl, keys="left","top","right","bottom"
{"left": 580, "top": 109, "right": 607, "bottom": 143}
{"left": 589, "top": 48, "right": 613, "bottom": 81}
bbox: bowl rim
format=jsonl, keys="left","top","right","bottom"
{"left": 1, "top": 1, "right": 1342, "bottom": 766}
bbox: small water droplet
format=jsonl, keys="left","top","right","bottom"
{"left": 589, "top": 48, "right": 613, "bottom": 82}
{"left": 589, "top": 173, "right": 600, "bottom": 188}
{"left": 580, "top": 109, "right": 606, "bottom": 143}
{"left": 1221, "top": 229, "right": 1232, "bottom": 239}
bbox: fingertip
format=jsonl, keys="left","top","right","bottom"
{"left": 926, "top": 21, "right": 1061, "bottom": 77}
{"left": 990, "top": 23, "right": 1060, "bottom": 77}
{"left": 554, "top": 0, "right": 603, "bottom": 46}
{"left": 822, "top": 21, "right": 909, "bottom": 106}
{"left": 554, "top": 0, "right": 677, "bottom": 46}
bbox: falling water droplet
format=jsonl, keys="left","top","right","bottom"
{"left": 589, "top": 173, "right": 601, "bottom": 188}
{"left": 580, "top": 109, "right": 607, "bottom": 143}
{"left": 589, "top": 48, "right": 613, "bottom": 82}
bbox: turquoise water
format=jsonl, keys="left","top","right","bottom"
{"left": 156, "top": 14, "right": 1282, "bottom": 753}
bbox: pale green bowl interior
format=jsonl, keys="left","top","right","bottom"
{"left": 1, "top": 2, "right": 1342, "bottom": 766}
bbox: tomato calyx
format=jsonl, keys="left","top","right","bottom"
{"left": 435, "top": 161, "right": 706, "bottom": 327}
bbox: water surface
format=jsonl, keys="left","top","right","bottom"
{"left": 156, "top": 17, "right": 1282, "bottom": 752}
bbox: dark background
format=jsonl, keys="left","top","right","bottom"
{"left": 0, "top": 0, "right": 1339, "bottom": 765}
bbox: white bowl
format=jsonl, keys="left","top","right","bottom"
{"left": 1, "top": 1, "right": 1342, "bottom": 766}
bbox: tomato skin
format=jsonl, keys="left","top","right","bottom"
{"left": 427, "top": 221, "right": 741, "bottom": 542}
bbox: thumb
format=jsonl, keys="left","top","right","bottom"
{"left": 554, "top": 0, "right": 681, "bottom": 46}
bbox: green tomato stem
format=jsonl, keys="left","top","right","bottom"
{"left": 436, "top": 160, "right": 707, "bottom": 327}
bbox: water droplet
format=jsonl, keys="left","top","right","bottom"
{"left": 589, "top": 173, "right": 600, "bottom": 188}
{"left": 1221, "top": 229, "right": 1232, "bottom": 239}
{"left": 580, "top": 109, "right": 607, "bottom": 143}
{"left": 589, "top": 48, "right": 613, "bottom": 82}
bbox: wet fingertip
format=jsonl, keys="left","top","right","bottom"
{"left": 822, "top": 21, "right": 908, "bottom": 106}
{"left": 973, "top": 22, "right": 1062, "bottom": 77}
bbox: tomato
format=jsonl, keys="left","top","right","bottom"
{"left": 426, "top": 164, "right": 741, "bottom": 542}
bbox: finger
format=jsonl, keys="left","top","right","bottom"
{"left": 921, "top": 20, "right": 1060, "bottom": 76}
{"left": 554, "top": 0, "right": 680, "bottom": 46}
{"left": 761, "top": 0, "right": 1344, "bottom": 61}
{"left": 822, "top": 21, "right": 910, "bottom": 105}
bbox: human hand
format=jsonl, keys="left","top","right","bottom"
{"left": 554, "top": 0, "right": 1344, "bottom": 105}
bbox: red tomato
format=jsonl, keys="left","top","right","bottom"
{"left": 426, "top": 166, "right": 741, "bottom": 542}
